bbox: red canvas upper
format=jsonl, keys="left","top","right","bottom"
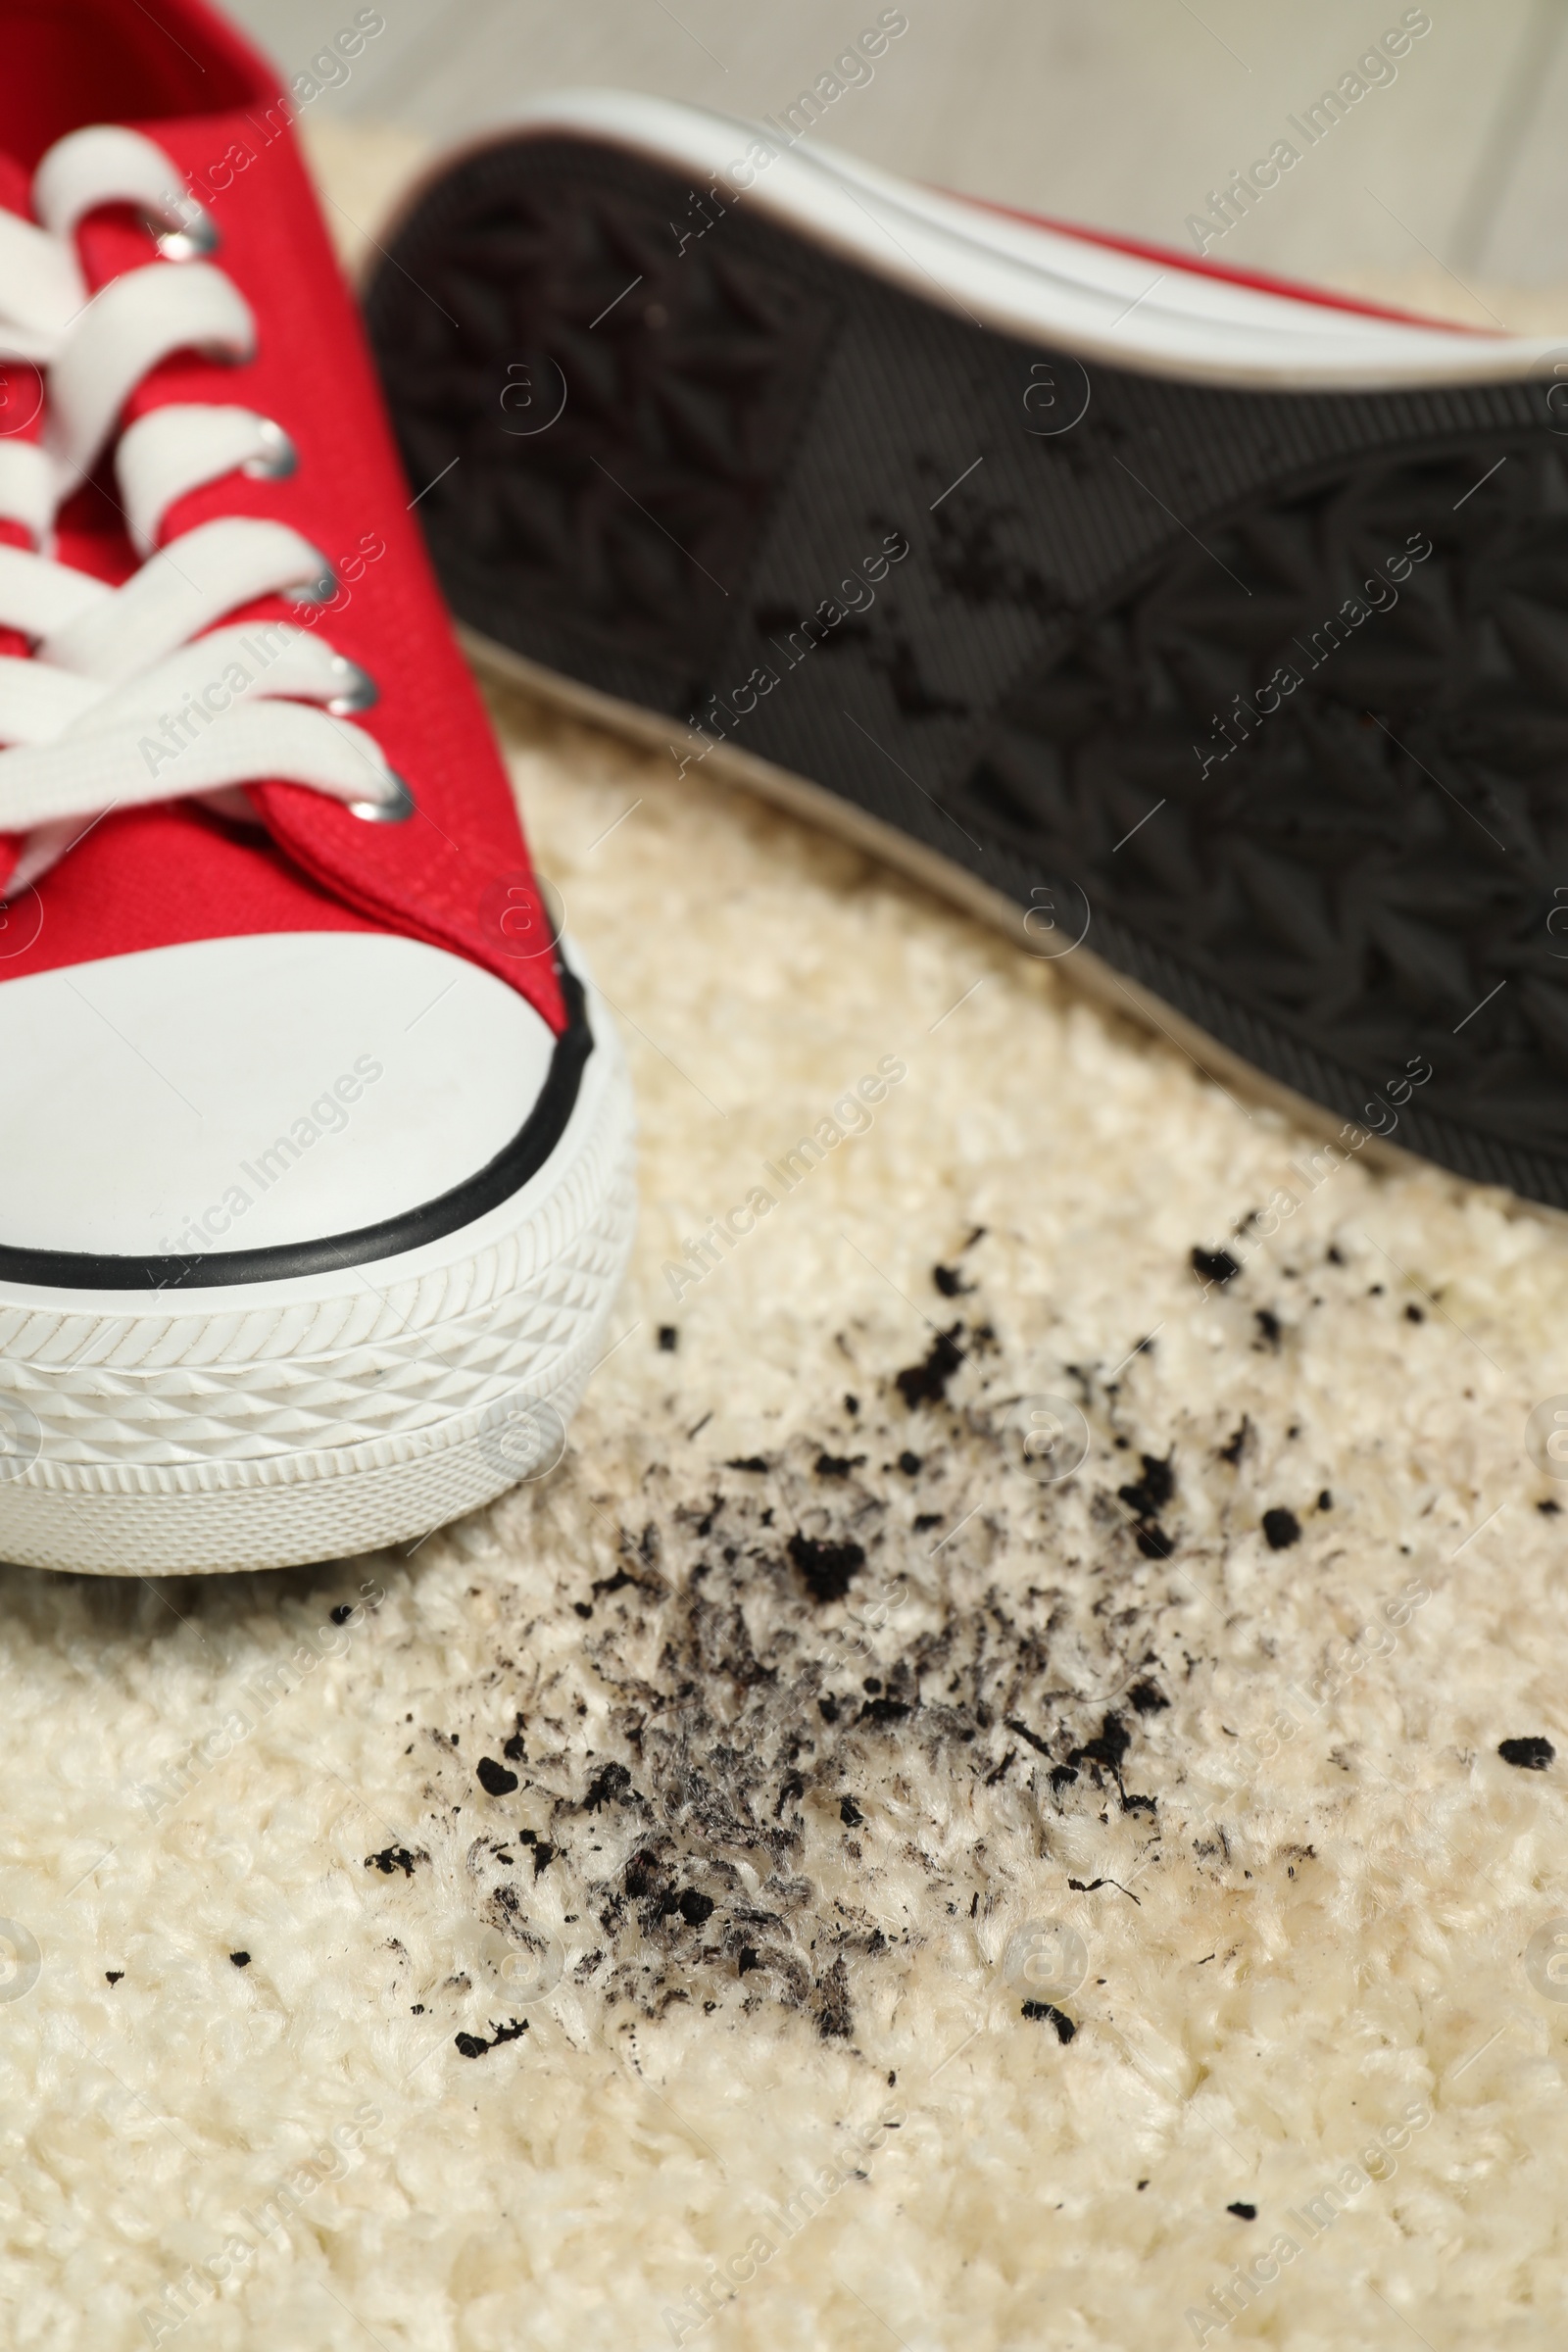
{"left": 0, "top": 0, "right": 564, "bottom": 1034}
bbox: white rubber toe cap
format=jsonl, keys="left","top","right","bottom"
{"left": 0, "top": 930, "right": 558, "bottom": 1261}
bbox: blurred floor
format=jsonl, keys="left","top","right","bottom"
{"left": 224, "top": 0, "right": 1568, "bottom": 315}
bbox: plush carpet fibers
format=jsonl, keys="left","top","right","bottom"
{"left": 5, "top": 128, "right": 1568, "bottom": 2352}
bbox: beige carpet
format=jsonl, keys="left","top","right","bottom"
{"left": 4, "top": 126, "right": 1568, "bottom": 2352}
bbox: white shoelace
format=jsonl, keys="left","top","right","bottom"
{"left": 0, "top": 124, "right": 408, "bottom": 896}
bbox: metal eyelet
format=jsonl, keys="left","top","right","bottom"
{"left": 243, "top": 419, "right": 298, "bottom": 481}
{"left": 348, "top": 771, "right": 416, "bottom": 824}
{"left": 326, "top": 659, "right": 378, "bottom": 717}
{"left": 154, "top": 205, "right": 221, "bottom": 262}
{"left": 283, "top": 559, "right": 338, "bottom": 607}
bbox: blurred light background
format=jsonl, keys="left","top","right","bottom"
{"left": 224, "top": 0, "right": 1568, "bottom": 322}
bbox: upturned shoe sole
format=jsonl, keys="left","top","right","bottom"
{"left": 366, "top": 92, "right": 1568, "bottom": 1212}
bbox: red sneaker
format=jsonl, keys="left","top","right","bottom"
{"left": 0, "top": 9, "right": 635, "bottom": 1575}
{"left": 368, "top": 89, "right": 1568, "bottom": 1212}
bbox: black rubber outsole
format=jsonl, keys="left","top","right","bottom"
{"left": 367, "top": 133, "right": 1568, "bottom": 1212}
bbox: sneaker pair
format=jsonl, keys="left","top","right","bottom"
{"left": 1, "top": 12, "right": 1560, "bottom": 1575}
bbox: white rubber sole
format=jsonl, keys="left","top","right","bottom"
{"left": 0, "top": 954, "right": 636, "bottom": 1576}
{"left": 448, "top": 88, "right": 1557, "bottom": 389}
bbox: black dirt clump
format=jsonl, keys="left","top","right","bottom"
{"left": 583, "top": 1762, "right": 634, "bottom": 1812}
{"left": 840, "top": 1795, "right": 864, "bottom": 1827}
{"left": 329, "top": 1603, "right": 355, "bottom": 1625}
{"left": 1074, "top": 1713, "right": 1131, "bottom": 1775}
{"left": 1022, "top": 2000, "right": 1075, "bottom": 2041}
{"left": 673, "top": 1889, "right": 714, "bottom": 1927}
{"left": 1192, "top": 1246, "right": 1241, "bottom": 1285}
{"left": 898, "top": 1450, "right": 922, "bottom": 1475}
{"left": 895, "top": 1324, "right": 965, "bottom": 1407}
{"left": 106, "top": 1971, "right": 123, "bottom": 1984}
{"left": 933, "top": 1263, "right": 971, "bottom": 1298}
{"left": 787, "top": 1531, "right": 865, "bottom": 1601}
{"left": 726, "top": 1455, "right": 769, "bottom": 1473}
{"left": 814, "top": 1452, "right": 863, "bottom": 1478}
{"left": 659, "top": 1326, "right": 678, "bottom": 1351}
{"left": 1498, "top": 1736, "right": 1554, "bottom": 1771}
{"left": 1218, "top": 1418, "right": 1250, "bottom": 1465}
{"left": 476, "top": 1757, "right": 518, "bottom": 1797}
{"left": 456, "top": 2019, "right": 529, "bottom": 2059}
{"left": 364, "top": 1845, "right": 422, "bottom": 1877}
{"left": 1128, "top": 1681, "right": 1169, "bottom": 1714}
{"left": 1254, "top": 1309, "right": 1282, "bottom": 1348}
{"left": 738, "top": 1946, "right": 760, "bottom": 1975}
{"left": 1119, "top": 1454, "right": 1175, "bottom": 1557}
{"left": 816, "top": 1956, "right": 854, "bottom": 2039}
{"left": 1228, "top": 2202, "right": 1257, "bottom": 2221}
{"left": 229, "top": 1951, "right": 251, "bottom": 1968}
{"left": 1262, "top": 1507, "right": 1301, "bottom": 1550}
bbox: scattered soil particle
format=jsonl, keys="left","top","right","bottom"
{"left": 726, "top": 1456, "right": 769, "bottom": 1473}
{"left": 106, "top": 1971, "right": 123, "bottom": 1985}
{"left": 816, "top": 1956, "right": 854, "bottom": 2039}
{"left": 1228, "top": 2202, "right": 1257, "bottom": 2221}
{"left": 456, "top": 2020, "right": 529, "bottom": 2059}
{"left": 583, "top": 1763, "right": 634, "bottom": 1812}
{"left": 895, "top": 1325, "right": 965, "bottom": 1407}
{"left": 1128, "top": 1681, "right": 1169, "bottom": 1715}
{"left": 898, "top": 1450, "right": 922, "bottom": 1475}
{"left": 1498, "top": 1736, "right": 1554, "bottom": 1771}
{"left": 1404, "top": 1304, "right": 1424, "bottom": 1323}
{"left": 840, "top": 1795, "right": 865, "bottom": 1827}
{"left": 1254, "top": 1309, "right": 1282, "bottom": 1348}
{"left": 365, "top": 1846, "right": 422, "bottom": 1877}
{"left": 1192, "top": 1247, "right": 1240, "bottom": 1285}
{"left": 1317, "top": 1491, "right": 1333, "bottom": 1511}
{"left": 933, "top": 1263, "right": 972, "bottom": 1298}
{"left": 1218, "top": 1418, "right": 1250, "bottom": 1465}
{"left": 477, "top": 1757, "right": 518, "bottom": 1797}
{"left": 329, "top": 1603, "right": 355, "bottom": 1625}
{"left": 1262, "top": 1507, "right": 1301, "bottom": 1550}
{"left": 738, "top": 1947, "right": 760, "bottom": 1975}
{"left": 659, "top": 1326, "right": 678, "bottom": 1351}
{"left": 1022, "top": 2000, "right": 1075, "bottom": 2041}
{"left": 229, "top": 1951, "right": 250, "bottom": 1969}
{"left": 815, "top": 1452, "right": 864, "bottom": 1478}
{"left": 788, "top": 1531, "right": 866, "bottom": 1602}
